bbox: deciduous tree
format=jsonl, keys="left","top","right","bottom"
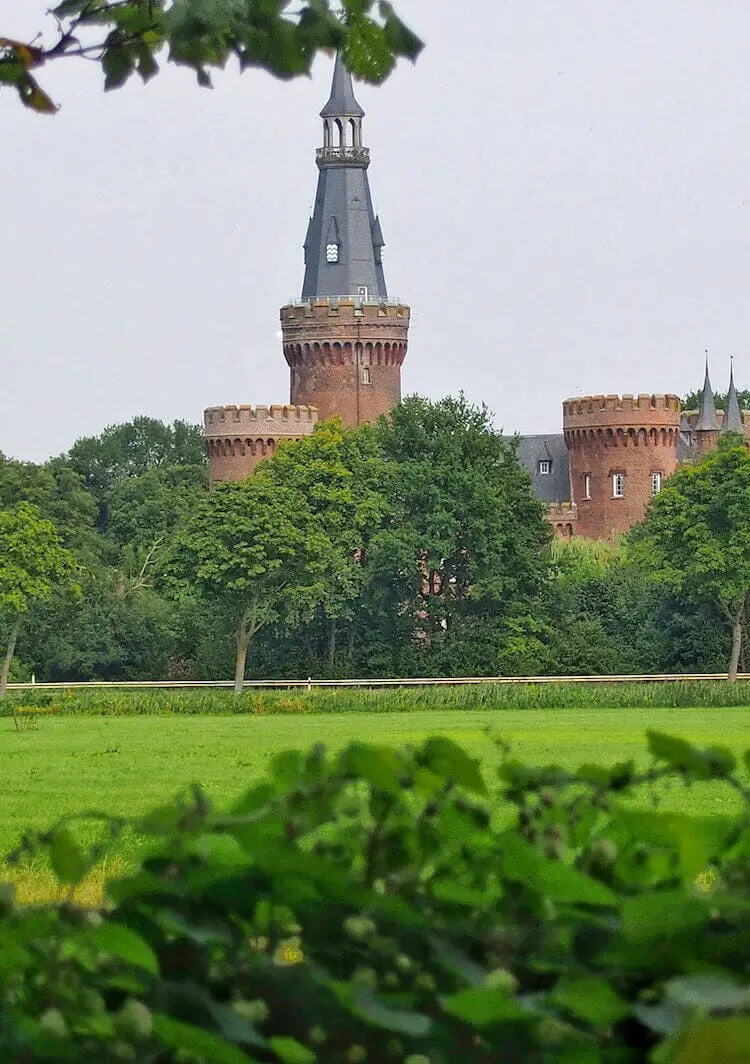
{"left": 0, "top": 503, "right": 78, "bottom": 697}
{"left": 365, "top": 395, "right": 551, "bottom": 675}
{"left": 631, "top": 436, "right": 750, "bottom": 680}
{"left": 262, "top": 419, "right": 391, "bottom": 667}
{"left": 163, "top": 474, "right": 330, "bottom": 692}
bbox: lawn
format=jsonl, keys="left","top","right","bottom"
{"left": 2, "top": 706, "right": 748, "bottom": 900}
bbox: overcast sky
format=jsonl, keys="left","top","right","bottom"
{"left": 2, "top": 1, "right": 750, "bottom": 462}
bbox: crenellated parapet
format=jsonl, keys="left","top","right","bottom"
{"left": 280, "top": 298, "right": 410, "bottom": 428}
{"left": 203, "top": 404, "right": 317, "bottom": 483}
{"left": 281, "top": 299, "right": 410, "bottom": 369}
{"left": 547, "top": 501, "right": 578, "bottom": 539}
{"left": 563, "top": 394, "right": 681, "bottom": 438}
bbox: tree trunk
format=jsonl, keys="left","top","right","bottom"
{"left": 1, "top": 615, "right": 23, "bottom": 699}
{"left": 728, "top": 606, "right": 744, "bottom": 682}
{"left": 233, "top": 600, "right": 259, "bottom": 695}
{"left": 328, "top": 619, "right": 337, "bottom": 667}
{"left": 234, "top": 633, "right": 250, "bottom": 696}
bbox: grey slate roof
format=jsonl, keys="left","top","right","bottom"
{"left": 724, "top": 363, "right": 744, "bottom": 433}
{"left": 320, "top": 54, "right": 365, "bottom": 118}
{"left": 514, "top": 434, "right": 572, "bottom": 504}
{"left": 694, "top": 363, "right": 720, "bottom": 431}
{"left": 301, "top": 58, "right": 387, "bottom": 300}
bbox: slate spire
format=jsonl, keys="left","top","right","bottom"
{"left": 724, "top": 358, "right": 744, "bottom": 434}
{"left": 320, "top": 52, "right": 365, "bottom": 119}
{"left": 301, "top": 55, "right": 388, "bottom": 301}
{"left": 694, "top": 357, "right": 720, "bottom": 432}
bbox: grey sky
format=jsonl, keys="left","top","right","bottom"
{"left": 3, "top": 1, "right": 750, "bottom": 462}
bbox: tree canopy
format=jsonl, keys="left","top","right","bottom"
{"left": 631, "top": 436, "right": 750, "bottom": 680}
{"left": 0, "top": 503, "right": 79, "bottom": 696}
{"left": 163, "top": 472, "right": 331, "bottom": 692}
{"left": 0, "top": 1, "right": 422, "bottom": 114}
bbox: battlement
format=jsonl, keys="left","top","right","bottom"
{"left": 280, "top": 298, "right": 410, "bottom": 325}
{"left": 547, "top": 502, "right": 578, "bottom": 539}
{"left": 563, "top": 393, "right": 682, "bottom": 432}
{"left": 204, "top": 404, "right": 318, "bottom": 438}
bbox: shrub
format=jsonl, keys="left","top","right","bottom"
{"left": 1, "top": 732, "right": 749, "bottom": 1062}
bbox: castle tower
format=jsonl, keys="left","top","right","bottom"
{"left": 693, "top": 360, "right": 721, "bottom": 457}
{"left": 563, "top": 394, "right": 682, "bottom": 539}
{"left": 280, "top": 54, "right": 410, "bottom": 427}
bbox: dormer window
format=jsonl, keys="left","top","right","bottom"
{"left": 326, "top": 243, "right": 339, "bottom": 263}
{"left": 538, "top": 460, "right": 551, "bottom": 475}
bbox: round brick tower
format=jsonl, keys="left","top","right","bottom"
{"left": 281, "top": 53, "right": 410, "bottom": 428}
{"left": 204, "top": 404, "right": 317, "bottom": 484}
{"left": 281, "top": 298, "right": 409, "bottom": 426}
{"left": 563, "top": 394, "right": 682, "bottom": 539}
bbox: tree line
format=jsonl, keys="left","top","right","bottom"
{"left": 1, "top": 396, "right": 749, "bottom": 691}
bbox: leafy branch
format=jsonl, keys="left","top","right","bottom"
{"left": 0, "top": 0, "right": 422, "bottom": 113}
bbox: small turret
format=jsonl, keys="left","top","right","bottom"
{"left": 693, "top": 358, "right": 721, "bottom": 457}
{"left": 723, "top": 359, "right": 744, "bottom": 435}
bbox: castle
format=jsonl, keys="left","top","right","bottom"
{"left": 204, "top": 55, "right": 410, "bottom": 483}
{"left": 204, "top": 58, "right": 749, "bottom": 540}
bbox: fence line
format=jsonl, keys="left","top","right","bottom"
{"left": 6, "top": 673, "right": 744, "bottom": 692}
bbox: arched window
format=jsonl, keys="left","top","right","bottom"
{"left": 362, "top": 367, "right": 371, "bottom": 385}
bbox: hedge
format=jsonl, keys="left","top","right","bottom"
{"left": 1, "top": 730, "right": 749, "bottom": 1062}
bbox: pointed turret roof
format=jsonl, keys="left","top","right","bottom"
{"left": 301, "top": 54, "right": 387, "bottom": 300}
{"left": 694, "top": 359, "right": 720, "bottom": 432}
{"left": 724, "top": 360, "right": 744, "bottom": 434}
{"left": 320, "top": 53, "right": 365, "bottom": 118}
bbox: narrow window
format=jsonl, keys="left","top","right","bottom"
{"left": 357, "top": 284, "right": 369, "bottom": 300}
{"left": 538, "top": 460, "right": 551, "bottom": 475}
{"left": 583, "top": 473, "right": 591, "bottom": 500}
{"left": 362, "top": 367, "right": 371, "bottom": 385}
{"left": 651, "top": 471, "right": 662, "bottom": 496}
{"left": 326, "top": 243, "right": 339, "bottom": 263}
{"left": 612, "top": 473, "right": 625, "bottom": 498}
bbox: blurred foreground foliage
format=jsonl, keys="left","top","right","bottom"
{"left": 2, "top": 730, "right": 749, "bottom": 1062}
{"left": 0, "top": 0, "right": 422, "bottom": 114}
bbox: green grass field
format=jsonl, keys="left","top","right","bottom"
{"left": 2, "top": 706, "right": 748, "bottom": 901}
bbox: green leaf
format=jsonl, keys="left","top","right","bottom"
{"left": 102, "top": 43, "right": 134, "bottom": 91}
{"left": 647, "top": 731, "right": 736, "bottom": 779}
{"left": 501, "top": 836, "right": 617, "bottom": 906}
{"left": 441, "top": 987, "right": 527, "bottom": 1026}
{"left": 338, "top": 743, "right": 403, "bottom": 793}
{"left": 268, "top": 1036, "right": 316, "bottom": 1064}
{"left": 153, "top": 1014, "right": 258, "bottom": 1064}
{"left": 50, "top": 827, "right": 86, "bottom": 885}
{"left": 421, "top": 737, "right": 487, "bottom": 795}
{"left": 429, "top": 935, "right": 487, "bottom": 987}
{"left": 621, "top": 892, "right": 708, "bottom": 942}
{"left": 615, "top": 809, "right": 733, "bottom": 879}
{"left": 669, "top": 1016, "right": 750, "bottom": 1063}
{"left": 353, "top": 988, "right": 431, "bottom": 1036}
{"left": 551, "top": 978, "right": 629, "bottom": 1028}
{"left": 665, "top": 974, "right": 750, "bottom": 1012}
{"left": 93, "top": 922, "right": 159, "bottom": 975}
